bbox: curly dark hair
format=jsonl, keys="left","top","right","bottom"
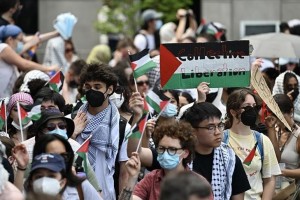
{"left": 80, "top": 63, "right": 118, "bottom": 94}
{"left": 153, "top": 120, "right": 196, "bottom": 167}
{"left": 225, "top": 88, "right": 259, "bottom": 128}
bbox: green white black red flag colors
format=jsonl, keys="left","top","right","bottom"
{"left": 0, "top": 100, "right": 6, "bottom": 130}
{"left": 160, "top": 41, "right": 250, "bottom": 89}
{"left": 145, "top": 87, "right": 170, "bottom": 114}
{"left": 76, "top": 134, "right": 92, "bottom": 173}
{"left": 243, "top": 142, "right": 258, "bottom": 166}
{"left": 129, "top": 48, "right": 156, "bottom": 79}
{"left": 47, "top": 71, "right": 65, "bottom": 92}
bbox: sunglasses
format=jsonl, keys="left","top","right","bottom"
{"left": 137, "top": 81, "right": 149, "bottom": 86}
{"left": 65, "top": 48, "right": 74, "bottom": 53}
{"left": 46, "top": 122, "right": 67, "bottom": 131}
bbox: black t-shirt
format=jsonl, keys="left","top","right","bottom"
{"left": 149, "top": 148, "right": 250, "bottom": 196}
{"left": 0, "top": 17, "right": 9, "bottom": 26}
{"left": 193, "top": 150, "right": 250, "bottom": 196}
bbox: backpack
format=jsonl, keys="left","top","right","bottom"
{"left": 223, "top": 129, "right": 264, "bottom": 167}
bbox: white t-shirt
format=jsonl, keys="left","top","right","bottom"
{"left": 0, "top": 43, "right": 19, "bottom": 98}
{"left": 62, "top": 180, "right": 103, "bottom": 200}
{"left": 134, "top": 33, "right": 155, "bottom": 52}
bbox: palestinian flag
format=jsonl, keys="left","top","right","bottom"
{"left": 0, "top": 100, "right": 6, "bottom": 130}
{"left": 17, "top": 103, "right": 30, "bottom": 126}
{"left": 145, "top": 87, "right": 169, "bottom": 114}
{"left": 27, "top": 104, "right": 41, "bottom": 121}
{"left": 125, "top": 114, "right": 148, "bottom": 140}
{"left": 48, "top": 71, "right": 64, "bottom": 92}
{"left": 76, "top": 134, "right": 92, "bottom": 173}
{"left": 129, "top": 48, "right": 156, "bottom": 79}
{"left": 243, "top": 142, "right": 258, "bottom": 166}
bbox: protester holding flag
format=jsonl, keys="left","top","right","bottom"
{"left": 225, "top": 88, "right": 281, "bottom": 199}
{"left": 21, "top": 108, "right": 101, "bottom": 193}
{"left": 120, "top": 120, "right": 212, "bottom": 200}
{"left": 32, "top": 134, "right": 103, "bottom": 199}
{"left": 6, "top": 92, "right": 34, "bottom": 144}
{"left": 0, "top": 24, "right": 59, "bottom": 98}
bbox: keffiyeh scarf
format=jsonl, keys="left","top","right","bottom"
{"left": 79, "top": 103, "right": 119, "bottom": 173}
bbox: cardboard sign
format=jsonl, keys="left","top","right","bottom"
{"left": 160, "top": 41, "right": 251, "bottom": 89}
{"left": 251, "top": 65, "right": 291, "bottom": 131}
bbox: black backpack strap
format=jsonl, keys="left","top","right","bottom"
{"left": 114, "top": 115, "right": 128, "bottom": 197}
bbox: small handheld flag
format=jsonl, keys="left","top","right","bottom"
{"left": 129, "top": 49, "right": 156, "bottom": 79}
{"left": 243, "top": 142, "right": 258, "bottom": 166}
{"left": 46, "top": 71, "right": 65, "bottom": 92}
{"left": 145, "top": 87, "right": 170, "bottom": 114}
{"left": 76, "top": 134, "right": 92, "bottom": 173}
{"left": 0, "top": 100, "right": 6, "bottom": 131}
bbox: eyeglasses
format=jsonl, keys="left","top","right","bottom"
{"left": 156, "top": 146, "right": 183, "bottom": 156}
{"left": 194, "top": 123, "right": 225, "bottom": 134}
{"left": 136, "top": 81, "right": 149, "bottom": 86}
{"left": 46, "top": 122, "right": 67, "bottom": 131}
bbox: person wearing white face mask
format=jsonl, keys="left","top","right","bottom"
{"left": 25, "top": 153, "right": 68, "bottom": 199}
{"left": 6, "top": 92, "right": 34, "bottom": 145}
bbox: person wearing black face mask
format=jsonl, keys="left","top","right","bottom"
{"left": 224, "top": 88, "right": 281, "bottom": 200}
{"left": 76, "top": 63, "right": 129, "bottom": 200}
{"left": 62, "top": 59, "right": 86, "bottom": 104}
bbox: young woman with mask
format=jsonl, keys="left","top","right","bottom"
{"left": 225, "top": 88, "right": 281, "bottom": 199}
{"left": 265, "top": 94, "right": 300, "bottom": 191}
{"left": 25, "top": 153, "right": 68, "bottom": 199}
{"left": 6, "top": 92, "right": 34, "bottom": 144}
{"left": 32, "top": 134, "right": 103, "bottom": 199}
{"left": 119, "top": 120, "right": 212, "bottom": 200}
{"left": 0, "top": 25, "right": 59, "bottom": 98}
{"left": 273, "top": 71, "right": 300, "bottom": 124}
{"left": 21, "top": 108, "right": 101, "bottom": 193}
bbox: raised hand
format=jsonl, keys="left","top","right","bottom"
{"left": 129, "top": 92, "right": 144, "bottom": 116}
{"left": 197, "top": 82, "right": 210, "bottom": 102}
{"left": 12, "top": 144, "right": 29, "bottom": 169}
{"left": 72, "top": 111, "right": 88, "bottom": 139}
{"left": 125, "top": 152, "right": 141, "bottom": 178}
{"left": 145, "top": 118, "right": 156, "bottom": 138}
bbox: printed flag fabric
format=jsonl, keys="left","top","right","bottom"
{"left": 145, "top": 87, "right": 170, "bottom": 114}
{"left": 0, "top": 101, "right": 6, "bottom": 130}
{"left": 125, "top": 114, "right": 148, "bottom": 140}
{"left": 49, "top": 71, "right": 65, "bottom": 92}
{"left": 129, "top": 48, "right": 156, "bottom": 79}
{"left": 243, "top": 142, "right": 258, "bottom": 166}
{"left": 27, "top": 104, "right": 41, "bottom": 121}
{"left": 18, "top": 106, "right": 30, "bottom": 126}
{"left": 76, "top": 135, "right": 92, "bottom": 172}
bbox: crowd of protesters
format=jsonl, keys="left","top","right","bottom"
{"left": 2, "top": 0, "right": 300, "bottom": 200}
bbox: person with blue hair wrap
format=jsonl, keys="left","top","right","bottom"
{"left": 0, "top": 24, "right": 59, "bottom": 98}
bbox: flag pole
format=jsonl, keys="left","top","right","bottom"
{"left": 128, "top": 50, "right": 139, "bottom": 92}
{"left": 16, "top": 101, "right": 24, "bottom": 142}
{"left": 155, "top": 100, "right": 171, "bottom": 120}
{"left": 135, "top": 112, "right": 149, "bottom": 153}
{"left": 3, "top": 101, "right": 7, "bottom": 134}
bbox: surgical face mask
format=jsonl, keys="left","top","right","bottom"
{"left": 48, "top": 129, "right": 68, "bottom": 140}
{"left": 240, "top": 106, "right": 258, "bottom": 127}
{"left": 156, "top": 20, "right": 163, "bottom": 30}
{"left": 109, "top": 93, "right": 124, "bottom": 109}
{"left": 33, "top": 177, "right": 61, "bottom": 196}
{"left": 157, "top": 151, "right": 182, "bottom": 170}
{"left": 12, "top": 120, "right": 33, "bottom": 130}
{"left": 15, "top": 41, "right": 24, "bottom": 54}
{"left": 86, "top": 89, "right": 106, "bottom": 107}
{"left": 161, "top": 103, "right": 178, "bottom": 118}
